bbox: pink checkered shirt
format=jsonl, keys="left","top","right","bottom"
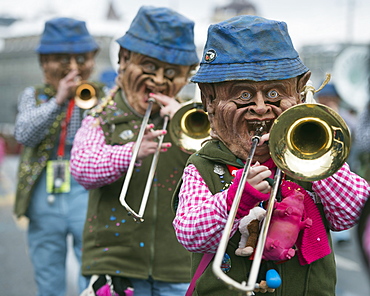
{"left": 70, "top": 116, "right": 136, "bottom": 189}
{"left": 173, "top": 162, "right": 370, "bottom": 253}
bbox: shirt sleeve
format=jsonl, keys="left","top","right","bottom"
{"left": 313, "top": 162, "right": 370, "bottom": 231}
{"left": 173, "top": 164, "right": 240, "bottom": 253}
{"left": 14, "top": 87, "right": 63, "bottom": 147}
{"left": 70, "top": 115, "right": 135, "bottom": 190}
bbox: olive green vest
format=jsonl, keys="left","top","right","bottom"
{"left": 81, "top": 89, "right": 192, "bottom": 282}
{"left": 357, "top": 151, "right": 370, "bottom": 182}
{"left": 175, "top": 140, "right": 336, "bottom": 296}
{"left": 14, "top": 83, "right": 105, "bottom": 217}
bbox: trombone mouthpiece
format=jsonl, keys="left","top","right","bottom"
{"left": 251, "top": 126, "right": 263, "bottom": 142}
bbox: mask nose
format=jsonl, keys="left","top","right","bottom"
{"left": 251, "top": 91, "right": 269, "bottom": 115}
{"left": 151, "top": 68, "right": 165, "bottom": 85}
{"left": 69, "top": 57, "right": 79, "bottom": 71}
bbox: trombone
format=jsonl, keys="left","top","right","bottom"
{"left": 169, "top": 101, "right": 211, "bottom": 154}
{"left": 212, "top": 82, "right": 351, "bottom": 295}
{"left": 119, "top": 98, "right": 210, "bottom": 222}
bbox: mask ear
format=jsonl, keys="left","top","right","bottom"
{"left": 198, "top": 83, "right": 216, "bottom": 112}
{"left": 297, "top": 71, "right": 312, "bottom": 94}
{"left": 118, "top": 48, "right": 131, "bottom": 69}
{"left": 38, "top": 54, "right": 47, "bottom": 66}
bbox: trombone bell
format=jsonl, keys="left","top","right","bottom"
{"left": 169, "top": 102, "right": 211, "bottom": 154}
{"left": 269, "top": 103, "right": 351, "bottom": 181}
{"left": 75, "top": 81, "right": 98, "bottom": 109}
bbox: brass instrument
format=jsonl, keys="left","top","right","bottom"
{"left": 269, "top": 103, "right": 350, "bottom": 181}
{"left": 75, "top": 81, "right": 98, "bottom": 109}
{"left": 120, "top": 99, "right": 211, "bottom": 222}
{"left": 212, "top": 82, "right": 351, "bottom": 295}
{"left": 169, "top": 101, "right": 211, "bottom": 154}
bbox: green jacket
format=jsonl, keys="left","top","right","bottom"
{"left": 81, "top": 90, "right": 192, "bottom": 282}
{"left": 14, "top": 83, "right": 105, "bottom": 217}
{"left": 176, "top": 140, "right": 336, "bottom": 296}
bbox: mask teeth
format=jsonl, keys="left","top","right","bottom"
{"left": 249, "top": 120, "right": 271, "bottom": 136}
{"left": 256, "top": 126, "right": 263, "bottom": 136}
{"left": 253, "top": 122, "right": 264, "bottom": 134}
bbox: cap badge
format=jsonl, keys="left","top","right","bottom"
{"left": 205, "top": 49, "right": 216, "bottom": 62}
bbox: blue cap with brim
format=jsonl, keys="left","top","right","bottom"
{"left": 116, "top": 6, "right": 199, "bottom": 66}
{"left": 191, "top": 15, "right": 309, "bottom": 83}
{"left": 36, "top": 17, "right": 99, "bottom": 54}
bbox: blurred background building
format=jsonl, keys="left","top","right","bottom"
{"left": 211, "top": 0, "right": 257, "bottom": 22}
{"left": 0, "top": 0, "right": 369, "bottom": 155}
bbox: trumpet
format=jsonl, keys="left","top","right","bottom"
{"left": 119, "top": 98, "right": 211, "bottom": 222}
{"left": 212, "top": 82, "right": 351, "bottom": 295}
{"left": 75, "top": 81, "right": 98, "bottom": 109}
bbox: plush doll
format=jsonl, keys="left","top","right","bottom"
{"left": 235, "top": 206, "right": 266, "bottom": 256}
{"left": 262, "top": 186, "right": 312, "bottom": 261}
{"left": 80, "top": 275, "right": 134, "bottom": 296}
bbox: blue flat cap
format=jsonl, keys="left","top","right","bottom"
{"left": 116, "top": 6, "right": 199, "bottom": 66}
{"left": 36, "top": 17, "right": 99, "bottom": 54}
{"left": 192, "top": 15, "right": 309, "bottom": 83}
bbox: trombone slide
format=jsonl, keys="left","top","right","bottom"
{"left": 212, "top": 135, "right": 273, "bottom": 295}
{"left": 245, "top": 169, "right": 282, "bottom": 295}
{"left": 212, "top": 166, "right": 282, "bottom": 294}
{"left": 119, "top": 98, "right": 169, "bottom": 222}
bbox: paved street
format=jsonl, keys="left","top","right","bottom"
{"left": 0, "top": 154, "right": 369, "bottom": 295}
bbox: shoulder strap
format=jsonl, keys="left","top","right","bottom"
{"left": 185, "top": 253, "right": 214, "bottom": 296}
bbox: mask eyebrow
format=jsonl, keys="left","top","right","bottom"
{"left": 229, "top": 85, "right": 256, "bottom": 99}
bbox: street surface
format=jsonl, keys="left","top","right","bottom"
{"left": 0, "top": 155, "right": 369, "bottom": 295}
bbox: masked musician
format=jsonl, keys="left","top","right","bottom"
{"left": 172, "top": 15, "right": 370, "bottom": 296}
{"left": 69, "top": 6, "right": 199, "bottom": 296}
{"left": 14, "top": 17, "right": 104, "bottom": 295}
